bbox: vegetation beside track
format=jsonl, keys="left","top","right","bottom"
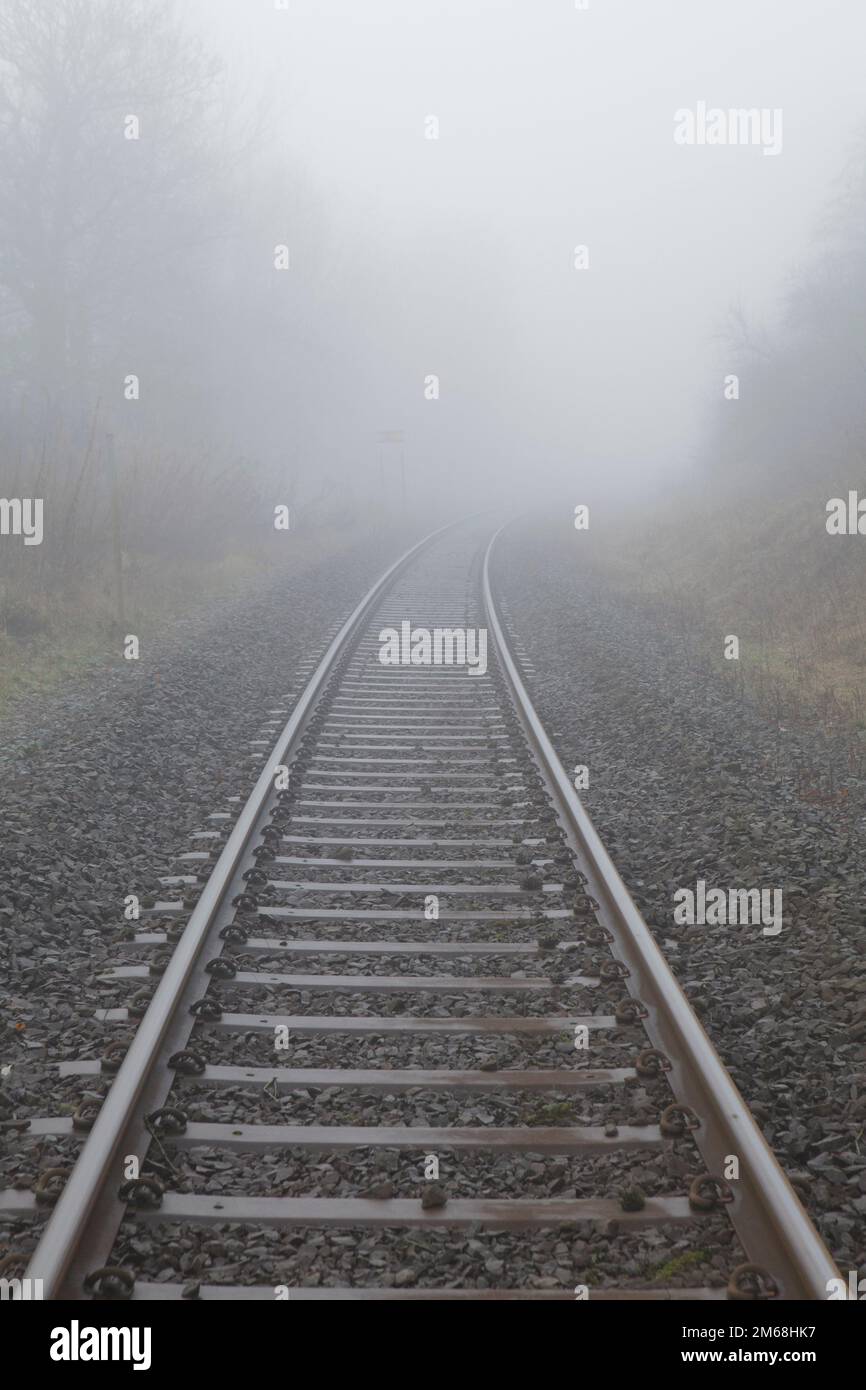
{"left": 564, "top": 483, "right": 866, "bottom": 743}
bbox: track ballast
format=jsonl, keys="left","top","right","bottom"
{"left": 6, "top": 521, "right": 839, "bottom": 1301}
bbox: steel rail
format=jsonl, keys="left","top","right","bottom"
{"left": 25, "top": 521, "right": 453, "bottom": 1299}
{"left": 21, "top": 516, "right": 843, "bottom": 1301}
{"left": 482, "top": 522, "right": 841, "bottom": 1301}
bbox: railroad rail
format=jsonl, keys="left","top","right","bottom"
{"left": 5, "top": 519, "right": 840, "bottom": 1300}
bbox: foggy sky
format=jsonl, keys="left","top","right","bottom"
{"left": 184, "top": 0, "right": 866, "bottom": 510}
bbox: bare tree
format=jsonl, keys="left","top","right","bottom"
{"left": 0, "top": 0, "right": 224, "bottom": 424}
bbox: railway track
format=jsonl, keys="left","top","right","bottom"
{"left": 6, "top": 520, "right": 840, "bottom": 1301}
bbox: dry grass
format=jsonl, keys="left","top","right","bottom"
{"left": 0, "top": 526, "right": 367, "bottom": 713}
{"left": 0, "top": 424, "right": 367, "bottom": 712}
{"left": 575, "top": 486, "right": 866, "bottom": 736}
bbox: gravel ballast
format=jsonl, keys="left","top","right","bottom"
{"left": 5, "top": 514, "right": 856, "bottom": 1295}
{"left": 0, "top": 534, "right": 410, "bottom": 1234}
{"left": 495, "top": 516, "right": 866, "bottom": 1275}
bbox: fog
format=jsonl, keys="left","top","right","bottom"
{"left": 3, "top": 0, "right": 866, "bottom": 532}
{"left": 194, "top": 0, "right": 866, "bottom": 508}
{"left": 5, "top": 5, "right": 866, "bottom": 1313}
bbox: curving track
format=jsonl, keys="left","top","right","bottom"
{"left": 6, "top": 520, "right": 840, "bottom": 1301}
